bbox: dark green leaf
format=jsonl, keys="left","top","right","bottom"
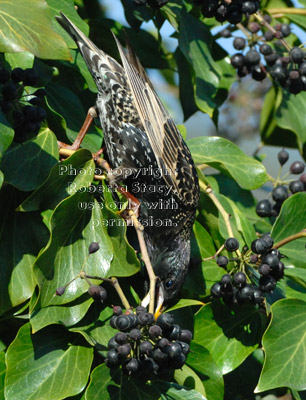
{"left": 5, "top": 51, "right": 34, "bottom": 69}
{"left": 5, "top": 323, "right": 93, "bottom": 400}
{"left": 256, "top": 298, "right": 306, "bottom": 392}
{"left": 0, "top": 352, "right": 5, "bottom": 399}
{"left": 0, "top": 0, "right": 70, "bottom": 60}
{"left": 194, "top": 302, "right": 267, "bottom": 374}
{"left": 85, "top": 363, "right": 207, "bottom": 400}
{"left": 188, "top": 136, "right": 268, "bottom": 190}
{"left": 1, "top": 128, "right": 58, "bottom": 191}
{"left": 34, "top": 191, "right": 139, "bottom": 308}
{"left": 271, "top": 192, "right": 306, "bottom": 241}
{"left": 0, "top": 186, "right": 49, "bottom": 315}
{"left": 18, "top": 149, "right": 95, "bottom": 212}
{"left": 0, "top": 110, "right": 14, "bottom": 162}
{"left": 185, "top": 342, "right": 224, "bottom": 400}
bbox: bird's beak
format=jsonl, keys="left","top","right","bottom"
{"left": 140, "top": 282, "right": 165, "bottom": 320}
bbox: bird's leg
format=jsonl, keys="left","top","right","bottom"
{"left": 96, "top": 158, "right": 140, "bottom": 220}
{"left": 58, "top": 106, "right": 98, "bottom": 150}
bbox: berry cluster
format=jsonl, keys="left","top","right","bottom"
{"left": 224, "top": 18, "right": 306, "bottom": 93}
{"left": 211, "top": 235, "right": 284, "bottom": 305}
{"left": 256, "top": 149, "right": 306, "bottom": 219}
{"left": 0, "top": 66, "right": 46, "bottom": 142}
{"left": 133, "top": 0, "right": 168, "bottom": 7}
{"left": 197, "top": 0, "right": 259, "bottom": 24}
{"left": 107, "top": 307, "right": 192, "bottom": 379}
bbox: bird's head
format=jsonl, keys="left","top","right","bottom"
{"left": 147, "top": 235, "right": 191, "bottom": 304}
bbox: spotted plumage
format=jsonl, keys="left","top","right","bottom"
{"left": 56, "top": 13, "right": 200, "bottom": 302}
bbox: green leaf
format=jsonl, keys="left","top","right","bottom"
{"left": 5, "top": 51, "right": 34, "bottom": 69}
{"left": 194, "top": 302, "right": 267, "bottom": 374}
{"left": 183, "top": 222, "right": 224, "bottom": 298}
{"left": 256, "top": 298, "right": 306, "bottom": 392}
{"left": 188, "top": 136, "right": 268, "bottom": 190}
{"left": 34, "top": 191, "right": 139, "bottom": 308}
{"left": 45, "top": 82, "right": 102, "bottom": 152}
{"left": 179, "top": 9, "right": 219, "bottom": 118}
{"left": 271, "top": 192, "right": 306, "bottom": 241}
{"left": 0, "top": 128, "right": 58, "bottom": 191}
{"left": 5, "top": 323, "right": 93, "bottom": 400}
{"left": 18, "top": 149, "right": 95, "bottom": 212}
{"left": 85, "top": 363, "right": 207, "bottom": 400}
{"left": 70, "top": 305, "right": 116, "bottom": 347}
{"left": 0, "top": 185, "right": 49, "bottom": 315}
{"left": 275, "top": 91, "right": 306, "bottom": 157}
{"left": 166, "top": 299, "right": 204, "bottom": 312}
{"left": 45, "top": 0, "right": 89, "bottom": 49}
{"left": 285, "top": 268, "right": 306, "bottom": 285}
{"left": 175, "top": 364, "right": 206, "bottom": 397}
{"left": 0, "top": 111, "right": 14, "bottom": 162}
{"left": 0, "top": 0, "right": 70, "bottom": 60}
{"left": 186, "top": 342, "right": 224, "bottom": 400}
{"left": 31, "top": 295, "right": 93, "bottom": 333}
{"left": 0, "top": 352, "right": 5, "bottom": 399}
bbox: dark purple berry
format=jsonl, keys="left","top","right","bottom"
{"left": 129, "top": 328, "right": 142, "bottom": 341}
{"left": 290, "top": 48, "right": 304, "bottom": 64}
{"left": 180, "top": 329, "right": 192, "bottom": 343}
{"left": 278, "top": 149, "right": 289, "bottom": 165}
{"left": 231, "top": 53, "right": 245, "bottom": 69}
{"left": 1, "top": 83, "right": 17, "bottom": 100}
{"left": 140, "top": 341, "right": 153, "bottom": 355}
{"left": 108, "top": 336, "right": 119, "bottom": 350}
{"left": 117, "top": 343, "right": 131, "bottom": 358}
{"left": 225, "top": 237, "right": 239, "bottom": 252}
{"left": 289, "top": 180, "right": 305, "bottom": 194}
{"left": 299, "top": 62, "right": 306, "bottom": 76}
{"left": 250, "top": 254, "right": 258, "bottom": 264}
{"left": 262, "top": 234, "right": 274, "bottom": 249}
{"left": 248, "top": 22, "right": 260, "bottom": 33}
{"left": 153, "top": 348, "right": 168, "bottom": 364}
{"left": 262, "top": 254, "right": 280, "bottom": 269}
{"left": 217, "top": 255, "right": 228, "bottom": 267}
{"left": 156, "top": 313, "right": 174, "bottom": 330}
{"left": 260, "top": 43, "right": 273, "bottom": 56}
{"left": 251, "top": 238, "right": 268, "bottom": 254}
{"left": 211, "top": 282, "right": 222, "bottom": 298}
{"left": 115, "top": 315, "right": 131, "bottom": 331}
{"left": 110, "top": 315, "right": 117, "bottom": 329}
{"left": 168, "top": 324, "right": 182, "bottom": 341}
{"left": 23, "top": 68, "right": 39, "bottom": 86}
{"left": 264, "top": 31, "right": 274, "bottom": 41}
{"left": 263, "top": 15, "right": 272, "bottom": 24}
{"left": 115, "top": 332, "right": 128, "bottom": 344}
{"left": 137, "top": 312, "right": 154, "bottom": 326}
{"left": 233, "top": 37, "right": 246, "bottom": 51}
{"left": 11, "top": 68, "right": 24, "bottom": 83}
{"left": 88, "top": 241, "right": 99, "bottom": 254}
{"left": 270, "top": 64, "right": 288, "bottom": 81}
{"left": 299, "top": 173, "right": 306, "bottom": 188}
{"left": 256, "top": 199, "right": 272, "bottom": 217}
{"left": 106, "top": 348, "right": 120, "bottom": 366}
{"left": 290, "top": 161, "right": 305, "bottom": 174}
{"left": 220, "top": 28, "right": 231, "bottom": 38}
{"left": 245, "top": 50, "right": 260, "bottom": 66}
{"left": 149, "top": 325, "right": 162, "bottom": 339}
{"left": 33, "top": 88, "right": 46, "bottom": 97}
{"left": 113, "top": 305, "right": 122, "bottom": 315}
{"left": 220, "top": 273, "right": 232, "bottom": 288}
{"left": 233, "top": 271, "right": 247, "bottom": 287}
{"left": 242, "top": 1, "right": 256, "bottom": 14}
{"left": 272, "top": 185, "right": 288, "bottom": 203}
{"left": 0, "top": 100, "right": 12, "bottom": 113}
{"left": 253, "top": 287, "right": 264, "bottom": 304}
{"left": 135, "top": 305, "right": 147, "bottom": 314}
{"left": 56, "top": 286, "right": 66, "bottom": 296}
{"left": 265, "top": 53, "right": 279, "bottom": 66}
{"left": 258, "top": 263, "right": 271, "bottom": 276}
{"left": 259, "top": 275, "right": 277, "bottom": 292}
{"left": 281, "top": 24, "right": 290, "bottom": 37}
{"left": 88, "top": 285, "right": 107, "bottom": 301}
{"left": 124, "top": 358, "right": 139, "bottom": 374}
{"left": 252, "top": 65, "right": 267, "bottom": 81}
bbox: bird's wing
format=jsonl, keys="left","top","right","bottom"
{"left": 112, "top": 33, "right": 190, "bottom": 203}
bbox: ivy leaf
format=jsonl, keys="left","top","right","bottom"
{"left": 0, "top": 110, "right": 14, "bottom": 162}
{"left": 188, "top": 136, "right": 268, "bottom": 190}
{"left": 0, "top": 352, "right": 5, "bottom": 399}
{"left": 34, "top": 191, "right": 139, "bottom": 308}
{"left": 194, "top": 302, "right": 267, "bottom": 374}
{"left": 0, "top": 0, "right": 70, "bottom": 60}
{"left": 85, "top": 363, "right": 207, "bottom": 400}
{"left": 0, "top": 186, "right": 49, "bottom": 315}
{"left": 5, "top": 323, "right": 93, "bottom": 400}
{"left": 0, "top": 128, "right": 58, "bottom": 191}
{"left": 256, "top": 298, "right": 306, "bottom": 392}
{"left": 18, "top": 149, "right": 95, "bottom": 212}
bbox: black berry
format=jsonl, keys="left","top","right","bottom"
{"left": 278, "top": 149, "right": 289, "bottom": 165}
{"left": 272, "top": 185, "right": 288, "bottom": 203}
{"left": 88, "top": 241, "right": 100, "bottom": 254}
{"left": 256, "top": 199, "right": 272, "bottom": 217}
{"left": 290, "top": 161, "right": 305, "bottom": 174}
{"left": 225, "top": 237, "right": 239, "bottom": 252}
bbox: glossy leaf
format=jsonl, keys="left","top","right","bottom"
{"left": 188, "top": 136, "right": 268, "bottom": 190}
{"left": 256, "top": 299, "right": 306, "bottom": 392}
{"left": 194, "top": 302, "right": 267, "bottom": 374}
{"left": 0, "top": 110, "right": 14, "bottom": 162}
{"left": 34, "top": 191, "right": 139, "bottom": 308}
{"left": 0, "top": 186, "right": 49, "bottom": 315}
{"left": 5, "top": 323, "right": 93, "bottom": 400}
{"left": 85, "top": 363, "right": 207, "bottom": 400}
{"left": 18, "top": 149, "right": 95, "bottom": 212}
{"left": 0, "top": 352, "right": 5, "bottom": 399}
{"left": 0, "top": 0, "right": 70, "bottom": 60}
{"left": 1, "top": 128, "right": 58, "bottom": 191}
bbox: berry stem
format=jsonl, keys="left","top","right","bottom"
{"left": 199, "top": 181, "right": 241, "bottom": 257}
{"left": 202, "top": 244, "right": 225, "bottom": 261}
{"left": 253, "top": 12, "right": 291, "bottom": 52}
{"left": 236, "top": 23, "right": 252, "bottom": 41}
{"left": 110, "top": 277, "right": 132, "bottom": 311}
{"left": 274, "top": 230, "right": 306, "bottom": 249}
{"left": 269, "top": 7, "right": 306, "bottom": 16}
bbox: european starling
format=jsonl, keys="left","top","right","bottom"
{"left": 56, "top": 14, "right": 200, "bottom": 303}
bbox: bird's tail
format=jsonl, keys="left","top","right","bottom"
{"left": 55, "top": 12, "right": 122, "bottom": 91}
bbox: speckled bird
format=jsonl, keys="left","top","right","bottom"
{"left": 56, "top": 13, "right": 200, "bottom": 303}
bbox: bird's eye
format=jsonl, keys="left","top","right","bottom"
{"left": 165, "top": 279, "right": 174, "bottom": 288}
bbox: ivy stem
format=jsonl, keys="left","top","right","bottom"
{"left": 130, "top": 210, "right": 157, "bottom": 315}
{"left": 274, "top": 230, "right": 306, "bottom": 249}
{"left": 199, "top": 180, "right": 241, "bottom": 257}
{"left": 253, "top": 12, "right": 291, "bottom": 52}
{"left": 269, "top": 7, "right": 306, "bottom": 15}
{"left": 236, "top": 22, "right": 252, "bottom": 40}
